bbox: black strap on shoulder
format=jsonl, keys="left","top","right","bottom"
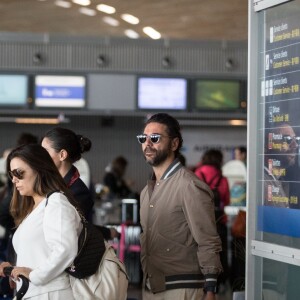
{"left": 200, "top": 171, "right": 222, "bottom": 188}
{"left": 45, "top": 191, "right": 59, "bottom": 206}
{"left": 199, "top": 171, "right": 207, "bottom": 184}
{"left": 45, "top": 190, "right": 86, "bottom": 224}
{"left": 214, "top": 173, "right": 223, "bottom": 188}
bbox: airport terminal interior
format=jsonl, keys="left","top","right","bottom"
{"left": 0, "top": 0, "right": 248, "bottom": 300}
{"left": 1, "top": 0, "right": 300, "bottom": 299}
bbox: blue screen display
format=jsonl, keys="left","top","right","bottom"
{"left": 35, "top": 75, "right": 86, "bottom": 108}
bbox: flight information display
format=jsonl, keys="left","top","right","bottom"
{"left": 137, "top": 77, "right": 187, "bottom": 110}
{"left": 258, "top": 2, "right": 300, "bottom": 237}
{"left": 0, "top": 75, "right": 28, "bottom": 106}
{"left": 35, "top": 75, "right": 86, "bottom": 108}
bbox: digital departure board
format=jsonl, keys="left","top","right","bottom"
{"left": 137, "top": 77, "right": 187, "bottom": 111}
{"left": 34, "top": 75, "right": 86, "bottom": 108}
{"left": 259, "top": 2, "right": 300, "bottom": 237}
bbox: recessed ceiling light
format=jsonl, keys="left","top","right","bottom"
{"left": 121, "top": 14, "right": 139, "bottom": 25}
{"left": 79, "top": 7, "right": 96, "bottom": 16}
{"left": 96, "top": 4, "right": 116, "bottom": 14}
{"left": 124, "top": 29, "right": 140, "bottom": 39}
{"left": 55, "top": 0, "right": 72, "bottom": 8}
{"left": 103, "top": 16, "right": 119, "bottom": 27}
{"left": 230, "top": 120, "right": 247, "bottom": 126}
{"left": 72, "top": 0, "right": 90, "bottom": 6}
{"left": 143, "top": 27, "right": 161, "bottom": 39}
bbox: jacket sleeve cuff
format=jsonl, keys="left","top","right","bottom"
{"left": 203, "top": 274, "right": 218, "bottom": 294}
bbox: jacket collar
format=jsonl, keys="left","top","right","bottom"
{"left": 151, "top": 158, "right": 183, "bottom": 181}
{"left": 64, "top": 165, "right": 78, "bottom": 186}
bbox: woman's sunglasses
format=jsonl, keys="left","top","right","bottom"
{"left": 8, "top": 169, "right": 25, "bottom": 180}
{"left": 136, "top": 134, "right": 162, "bottom": 144}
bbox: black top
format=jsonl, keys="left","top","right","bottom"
{"left": 64, "top": 165, "right": 94, "bottom": 219}
{"left": 65, "top": 165, "right": 111, "bottom": 240}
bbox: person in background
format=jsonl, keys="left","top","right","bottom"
{"left": 194, "top": 149, "right": 230, "bottom": 288}
{"left": 137, "top": 113, "right": 222, "bottom": 300}
{"left": 0, "top": 144, "right": 82, "bottom": 299}
{"left": 0, "top": 133, "right": 39, "bottom": 263}
{"left": 234, "top": 146, "right": 247, "bottom": 166}
{"left": 41, "top": 127, "right": 118, "bottom": 240}
{"left": 103, "top": 155, "right": 138, "bottom": 200}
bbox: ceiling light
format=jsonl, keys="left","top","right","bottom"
{"left": 55, "top": 0, "right": 72, "bottom": 8}
{"left": 72, "top": 0, "right": 90, "bottom": 6}
{"left": 0, "top": 113, "right": 70, "bottom": 124}
{"left": 103, "top": 16, "right": 119, "bottom": 27}
{"left": 15, "top": 118, "right": 62, "bottom": 124}
{"left": 96, "top": 4, "right": 116, "bottom": 14}
{"left": 229, "top": 120, "right": 247, "bottom": 126}
{"left": 143, "top": 27, "right": 161, "bottom": 39}
{"left": 121, "top": 14, "right": 139, "bottom": 25}
{"left": 124, "top": 29, "right": 140, "bottom": 39}
{"left": 79, "top": 7, "right": 96, "bottom": 16}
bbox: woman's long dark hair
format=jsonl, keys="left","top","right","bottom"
{"left": 6, "top": 144, "right": 78, "bottom": 226}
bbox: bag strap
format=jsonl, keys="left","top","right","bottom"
{"left": 214, "top": 173, "right": 223, "bottom": 188}
{"left": 199, "top": 171, "right": 207, "bottom": 184}
{"left": 200, "top": 171, "right": 222, "bottom": 188}
{"left": 45, "top": 191, "right": 88, "bottom": 224}
{"left": 45, "top": 190, "right": 59, "bottom": 206}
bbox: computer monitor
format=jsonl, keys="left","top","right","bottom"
{"left": 193, "top": 79, "right": 246, "bottom": 111}
{"left": 0, "top": 74, "right": 29, "bottom": 107}
{"left": 34, "top": 75, "right": 86, "bottom": 108}
{"left": 137, "top": 77, "right": 188, "bottom": 110}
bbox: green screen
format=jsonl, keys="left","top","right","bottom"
{"left": 195, "top": 80, "right": 240, "bottom": 110}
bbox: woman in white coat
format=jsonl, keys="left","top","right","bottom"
{"left": 0, "top": 144, "right": 82, "bottom": 300}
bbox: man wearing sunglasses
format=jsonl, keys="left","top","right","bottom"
{"left": 137, "top": 113, "right": 222, "bottom": 300}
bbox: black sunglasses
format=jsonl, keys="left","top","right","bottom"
{"left": 136, "top": 134, "right": 163, "bottom": 144}
{"left": 8, "top": 169, "right": 25, "bottom": 180}
{"left": 282, "top": 135, "right": 300, "bottom": 145}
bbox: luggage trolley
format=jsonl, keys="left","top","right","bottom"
{"left": 120, "top": 199, "right": 141, "bottom": 284}
{"left": 109, "top": 199, "right": 141, "bottom": 284}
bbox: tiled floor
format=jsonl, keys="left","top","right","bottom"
{"left": 127, "top": 282, "right": 233, "bottom": 300}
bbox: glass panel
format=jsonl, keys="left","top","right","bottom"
{"left": 262, "top": 257, "right": 300, "bottom": 299}
{"left": 257, "top": 0, "right": 300, "bottom": 248}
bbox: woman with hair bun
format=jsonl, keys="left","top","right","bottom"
{"left": 41, "top": 127, "right": 93, "bottom": 218}
{"left": 41, "top": 127, "right": 117, "bottom": 240}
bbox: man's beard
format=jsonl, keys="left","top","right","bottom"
{"left": 144, "top": 145, "right": 171, "bottom": 167}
